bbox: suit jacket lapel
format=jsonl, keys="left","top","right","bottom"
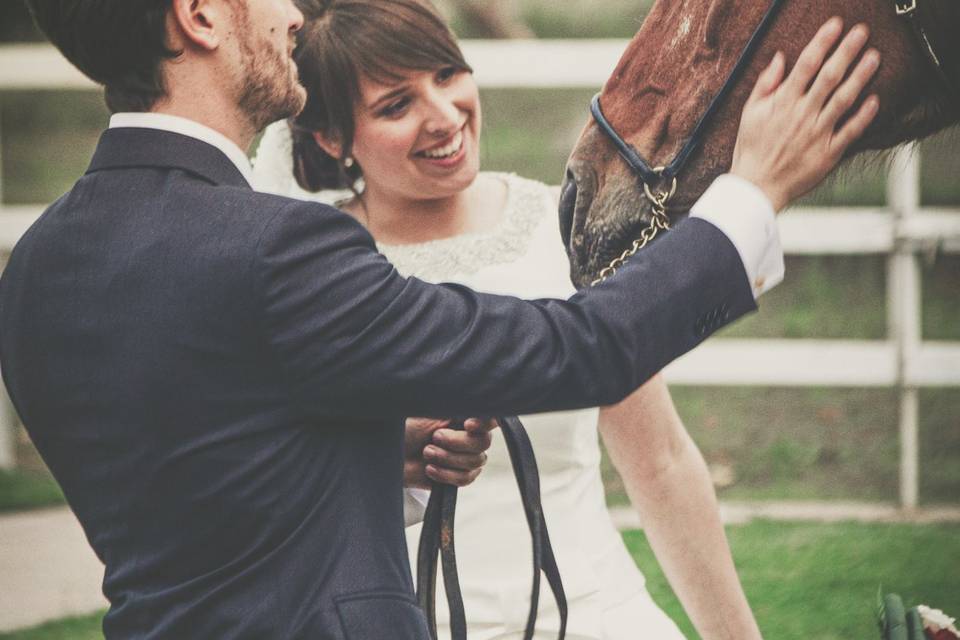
{"left": 87, "top": 127, "right": 251, "bottom": 189}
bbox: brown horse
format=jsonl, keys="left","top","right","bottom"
{"left": 559, "top": 0, "right": 960, "bottom": 287}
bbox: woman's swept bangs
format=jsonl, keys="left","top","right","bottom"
{"left": 351, "top": 5, "right": 471, "bottom": 88}
{"left": 309, "top": 0, "right": 471, "bottom": 103}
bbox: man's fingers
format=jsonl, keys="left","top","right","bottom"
{"left": 433, "top": 427, "right": 493, "bottom": 453}
{"left": 807, "top": 24, "right": 871, "bottom": 109}
{"left": 818, "top": 48, "right": 880, "bottom": 129}
{"left": 782, "top": 17, "right": 844, "bottom": 98}
{"left": 425, "top": 464, "right": 482, "bottom": 488}
{"left": 463, "top": 418, "right": 499, "bottom": 434}
{"left": 409, "top": 417, "right": 495, "bottom": 487}
{"left": 425, "top": 445, "right": 487, "bottom": 471}
{"left": 404, "top": 417, "right": 451, "bottom": 454}
{"left": 749, "top": 51, "right": 785, "bottom": 103}
{"left": 830, "top": 94, "right": 880, "bottom": 157}
{"left": 406, "top": 417, "right": 451, "bottom": 430}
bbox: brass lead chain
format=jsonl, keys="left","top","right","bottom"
{"left": 590, "top": 192, "right": 672, "bottom": 287}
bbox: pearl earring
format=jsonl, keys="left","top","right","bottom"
{"left": 343, "top": 157, "right": 354, "bottom": 168}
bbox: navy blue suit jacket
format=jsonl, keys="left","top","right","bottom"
{"left": 0, "top": 128, "right": 754, "bottom": 638}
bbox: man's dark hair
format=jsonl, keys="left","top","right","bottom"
{"left": 25, "top": 0, "right": 179, "bottom": 112}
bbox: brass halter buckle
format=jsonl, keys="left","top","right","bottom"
{"left": 590, "top": 168, "right": 676, "bottom": 287}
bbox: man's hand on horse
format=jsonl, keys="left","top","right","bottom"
{"left": 403, "top": 418, "right": 498, "bottom": 489}
{"left": 732, "top": 17, "right": 881, "bottom": 211}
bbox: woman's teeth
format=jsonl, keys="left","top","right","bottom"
{"left": 420, "top": 131, "right": 463, "bottom": 159}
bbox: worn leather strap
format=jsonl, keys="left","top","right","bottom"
{"left": 898, "top": 0, "right": 960, "bottom": 103}
{"left": 417, "top": 417, "right": 567, "bottom": 640}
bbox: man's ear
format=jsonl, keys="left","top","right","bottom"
{"left": 169, "top": 0, "right": 227, "bottom": 51}
{"left": 312, "top": 131, "right": 344, "bottom": 160}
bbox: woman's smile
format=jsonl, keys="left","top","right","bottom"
{"left": 414, "top": 129, "right": 467, "bottom": 169}
{"left": 417, "top": 129, "right": 463, "bottom": 159}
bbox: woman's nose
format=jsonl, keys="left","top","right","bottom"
{"left": 423, "top": 93, "right": 461, "bottom": 136}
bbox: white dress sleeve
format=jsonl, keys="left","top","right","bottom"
{"left": 250, "top": 121, "right": 300, "bottom": 197}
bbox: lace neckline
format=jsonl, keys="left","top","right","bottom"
{"left": 376, "top": 173, "right": 551, "bottom": 281}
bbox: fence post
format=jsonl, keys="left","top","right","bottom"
{"left": 0, "top": 374, "right": 15, "bottom": 471}
{"left": 887, "top": 144, "right": 921, "bottom": 511}
{"left": 0, "top": 107, "right": 15, "bottom": 471}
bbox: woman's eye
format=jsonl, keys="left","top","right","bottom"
{"left": 379, "top": 97, "right": 411, "bottom": 118}
{"left": 436, "top": 66, "right": 459, "bottom": 85}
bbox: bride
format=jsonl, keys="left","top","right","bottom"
{"left": 252, "top": 1, "right": 877, "bottom": 637}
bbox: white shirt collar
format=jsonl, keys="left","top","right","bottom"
{"left": 108, "top": 112, "right": 254, "bottom": 186}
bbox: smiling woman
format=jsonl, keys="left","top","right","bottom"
{"left": 324, "top": 64, "right": 486, "bottom": 241}
{"left": 288, "top": 0, "right": 473, "bottom": 196}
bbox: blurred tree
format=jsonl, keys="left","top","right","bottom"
{"left": 0, "top": 1, "right": 41, "bottom": 42}
{"left": 445, "top": 0, "right": 533, "bottom": 38}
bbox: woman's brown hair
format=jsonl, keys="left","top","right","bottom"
{"left": 291, "top": 0, "right": 472, "bottom": 192}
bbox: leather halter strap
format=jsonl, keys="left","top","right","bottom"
{"left": 417, "top": 417, "right": 567, "bottom": 640}
{"left": 896, "top": 0, "right": 960, "bottom": 102}
{"left": 591, "top": 0, "right": 788, "bottom": 187}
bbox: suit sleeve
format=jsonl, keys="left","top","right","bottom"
{"left": 254, "top": 201, "right": 755, "bottom": 420}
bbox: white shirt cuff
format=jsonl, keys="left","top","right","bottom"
{"left": 689, "top": 174, "right": 785, "bottom": 298}
{"left": 403, "top": 488, "right": 431, "bottom": 527}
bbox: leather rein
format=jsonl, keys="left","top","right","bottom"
{"left": 589, "top": 0, "right": 959, "bottom": 285}
{"left": 417, "top": 417, "right": 567, "bottom": 640}
{"left": 895, "top": 0, "right": 960, "bottom": 101}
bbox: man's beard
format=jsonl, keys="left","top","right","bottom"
{"left": 236, "top": 34, "right": 307, "bottom": 133}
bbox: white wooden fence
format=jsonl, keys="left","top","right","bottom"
{"left": 1, "top": 42, "right": 959, "bottom": 509}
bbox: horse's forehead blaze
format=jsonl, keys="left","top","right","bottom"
{"left": 670, "top": 14, "right": 694, "bottom": 49}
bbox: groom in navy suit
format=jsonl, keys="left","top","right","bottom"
{"left": 0, "top": 0, "right": 870, "bottom": 637}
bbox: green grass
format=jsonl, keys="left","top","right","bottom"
{"left": 0, "top": 469, "right": 64, "bottom": 513}
{"left": 433, "top": 0, "right": 654, "bottom": 39}
{"left": 0, "top": 91, "right": 108, "bottom": 204}
{"left": 521, "top": 0, "right": 651, "bottom": 39}
{"left": 4, "top": 522, "right": 957, "bottom": 640}
{"left": 626, "top": 521, "right": 960, "bottom": 639}
{"left": 603, "top": 387, "right": 960, "bottom": 506}
{"left": 924, "top": 255, "right": 960, "bottom": 340}
{"left": 722, "top": 256, "right": 889, "bottom": 340}
{"left": 0, "top": 612, "right": 104, "bottom": 640}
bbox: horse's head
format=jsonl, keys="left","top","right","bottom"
{"left": 560, "top": 0, "right": 960, "bottom": 287}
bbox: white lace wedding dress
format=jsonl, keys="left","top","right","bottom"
{"left": 252, "top": 122, "right": 685, "bottom": 640}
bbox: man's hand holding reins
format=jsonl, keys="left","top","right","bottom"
{"left": 403, "top": 418, "right": 498, "bottom": 489}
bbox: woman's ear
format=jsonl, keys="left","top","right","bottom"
{"left": 169, "top": 0, "right": 225, "bottom": 51}
{"left": 312, "top": 131, "right": 344, "bottom": 160}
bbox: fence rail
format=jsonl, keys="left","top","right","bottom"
{"left": 1, "top": 43, "right": 959, "bottom": 509}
